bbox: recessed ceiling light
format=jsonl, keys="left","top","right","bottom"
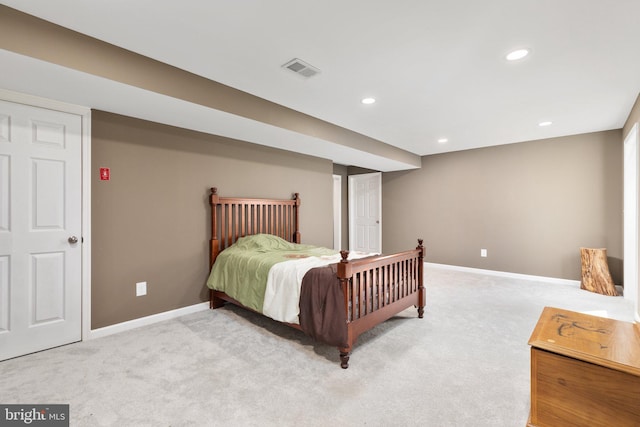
{"left": 361, "top": 97, "right": 376, "bottom": 105}
{"left": 506, "top": 48, "right": 530, "bottom": 61}
{"left": 538, "top": 121, "right": 553, "bottom": 127}
{"left": 438, "top": 138, "right": 448, "bottom": 144}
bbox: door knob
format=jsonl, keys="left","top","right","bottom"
{"left": 68, "top": 236, "right": 79, "bottom": 244}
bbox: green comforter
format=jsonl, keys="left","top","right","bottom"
{"left": 206, "top": 234, "right": 337, "bottom": 312}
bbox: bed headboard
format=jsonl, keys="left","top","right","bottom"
{"left": 209, "top": 187, "right": 301, "bottom": 267}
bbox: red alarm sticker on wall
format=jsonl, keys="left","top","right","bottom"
{"left": 100, "top": 167, "right": 110, "bottom": 181}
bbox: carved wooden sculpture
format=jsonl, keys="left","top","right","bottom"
{"left": 579, "top": 247, "right": 618, "bottom": 296}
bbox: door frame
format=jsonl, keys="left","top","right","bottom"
{"left": 623, "top": 122, "right": 639, "bottom": 321}
{"left": 348, "top": 172, "right": 382, "bottom": 252}
{"left": 0, "top": 88, "right": 92, "bottom": 340}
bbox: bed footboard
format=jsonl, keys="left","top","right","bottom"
{"left": 336, "top": 239, "right": 425, "bottom": 368}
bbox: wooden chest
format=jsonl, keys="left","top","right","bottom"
{"left": 527, "top": 307, "right": 640, "bottom": 427}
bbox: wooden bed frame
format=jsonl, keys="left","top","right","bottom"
{"left": 208, "top": 187, "right": 425, "bottom": 368}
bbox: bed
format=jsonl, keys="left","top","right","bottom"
{"left": 206, "top": 187, "right": 425, "bottom": 368}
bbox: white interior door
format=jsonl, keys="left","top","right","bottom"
{"left": 623, "top": 123, "right": 639, "bottom": 318}
{"left": 333, "top": 174, "right": 342, "bottom": 251}
{"left": 0, "top": 99, "right": 83, "bottom": 361}
{"left": 348, "top": 172, "right": 381, "bottom": 253}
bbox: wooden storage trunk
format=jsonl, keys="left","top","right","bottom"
{"left": 527, "top": 307, "right": 640, "bottom": 427}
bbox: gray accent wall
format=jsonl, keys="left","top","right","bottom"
{"left": 92, "top": 111, "right": 334, "bottom": 328}
{"left": 382, "top": 130, "right": 623, "bottom": 282}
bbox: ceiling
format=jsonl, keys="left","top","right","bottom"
{"left": 2, "top": 0, "right": 640, "bottom": 170}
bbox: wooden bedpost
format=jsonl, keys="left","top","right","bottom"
{"left": 210, "top": 187, "right": 220, "bottom": 268}
{"left": 417, "top": 239, "right": 425, "bottom": 318}
{"left": 209, "top": 187, "right": 224, "bottom": 309}
{"left": 337, "top": 249, "right": 352, "bottom": 368}
{"left": 293, "top": 192, "right": 301, "bottom": 243}
{"left": 337, "top": 250, "right": 352, "bottom": 294}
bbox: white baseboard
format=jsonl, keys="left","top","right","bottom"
{"left": 425, "top": 262, "right": 580, "bottom": 287}
{"left": 88, "top": 302, "right": 209, "bottom": 340}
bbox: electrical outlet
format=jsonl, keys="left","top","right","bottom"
{"left": 136, "top": 281, "right": 147, "bottom": 296}
{"left": 481, "top": 249, "right": 488, "bottom": 257}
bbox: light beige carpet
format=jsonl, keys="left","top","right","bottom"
{"left": 0, "top": 266, "right": 635, "bottom": 426}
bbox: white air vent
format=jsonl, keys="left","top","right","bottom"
{"left": 282, "top": 58, "right": 320, "bottom": 78}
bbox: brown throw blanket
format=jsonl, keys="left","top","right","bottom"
{"left": 298, "top": 263, "right": 348, "bottom": 348}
